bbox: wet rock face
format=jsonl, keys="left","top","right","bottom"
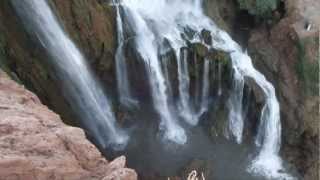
{"left": 203, "top": 0, "right": 236, "bottom": 33}
{"left": 51, "top": 0, "right": 117, "bottom": 84}
{"left": 0, "top": 70, "right": 137, "bottom": 180}
{"left": 246, "top": 0, "right": 319, "bottom": 179}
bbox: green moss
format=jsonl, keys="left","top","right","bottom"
{"left": 214, "top": 51, "right": 230, "bottom": 65}
{"left": 192, "top": 43, "right": 209, "bottom": 58}
{"left": 209, "top": 107, "right": 228, "bottom": 138}
{"left": 295, "top": 38, "right": 319, "bottom": 96}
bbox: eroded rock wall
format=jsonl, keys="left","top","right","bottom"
{"left": 0, "top": 70, "right": 137, "bottom": 180}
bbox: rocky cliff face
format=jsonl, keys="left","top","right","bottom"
{"left": 244, "top": 0, "right": 319, "bottom": 179}
{"left": 0, "top": 70, "right": 137, "bottom": 180}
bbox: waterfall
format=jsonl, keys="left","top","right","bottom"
{"left": 12, "top": 0, "right": 291, "bottom": 177}
{"left": 114, "top": 1, "right": 137, "bottom": 108}
{"left": 194, "top": 54, "right": 201, "bottom": 107}
{"left": 199, "top": 58, "right": 210, "bottom": 115}
{"left": 121, "top": 0, "right": 289, "bottom": 178}
{"left": 161, "top": 55, "right": 173, "bottom": 98}
{"left": 177, "top": 49, "right": 196, "bottom": 125}
{"left": 227, "top": 68, "right": 245, "bottom": 144}
{"left": 12, "top": 0, "right": 128, "bottom": 149}
{"left": 122, "top": 4, "right": 187, "bottom": 144}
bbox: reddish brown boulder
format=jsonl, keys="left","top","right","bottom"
{"left": 0, "top": 70, "right": 137, "bottom": 180}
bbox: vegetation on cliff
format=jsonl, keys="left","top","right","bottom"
{"left": 295, "top": 36, "right": 319, "bottom": 96}
{"left": 237, "top": 0, "right": 279, "bottom": 19}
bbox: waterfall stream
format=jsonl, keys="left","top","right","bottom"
{"left": 120, "top": 0, "right": 290, "bottom": 178}
{"left": 114, "top": 0, "right": 138, "bottom": 107}
{"left": 12, "top": 0, "right": 128, "bottom": 150}
{"left": 228, "top": 67, "right": 245, "bottom": 144}
{"left": 177, "top": 49, "right": 196, "bottom": 125}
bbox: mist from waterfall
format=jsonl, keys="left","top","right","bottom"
{"left": 120, "top": 0, "right": 290, "bottom": 178}
{"left": 12, "top": 0, "right": 128, "bottom": 150}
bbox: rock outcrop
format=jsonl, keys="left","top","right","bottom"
{"left": 246, "top": 0, "right": 319, "bottom": 179}
{"left": 0, "top": 70, "right": 137, "bottom": 180}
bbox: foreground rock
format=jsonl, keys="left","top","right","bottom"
{"left": 0, "top": 70, "right": 137, "bottom": 180}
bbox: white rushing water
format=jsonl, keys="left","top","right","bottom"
{"left": 228, "top": 68, "right": 245, "bottom": 144}
{"left": 122, "top": 4, "right": 187, "bottom": 144}
{"left": 12, "top": 0, "right": 129, "bottom": 149}
{"left": 121, "top": 0, "right": 291, "bottom": 178}
{"left": 199, "top": 58, "right": 210, "bottom": 115}
{"left": 113, "top": 0, "right": 138, "bottom": 107}
{"left": 177, "top": 49, "right": 196, "bottom": 125}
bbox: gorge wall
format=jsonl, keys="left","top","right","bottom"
{"left": 0, "top": 0, "right": 319, "bottom": 179}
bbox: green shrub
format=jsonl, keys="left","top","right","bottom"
{"left": 237, "top": 0, "right": 279, "bottom": 19}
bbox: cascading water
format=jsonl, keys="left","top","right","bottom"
{"left": 113, "top": 0, "right": 137, "bottom": 107}
{"left": 177, "top": 49, "right": 197, "bottom": 125}
{"left": 161, "top": 55, "right": 174, "bottom": 98}
{"left": 194, "top": 54, "right": 202, "bottom": 107}
{"left": 12, "top": 0, "right": 128, "bottom": 149}
{"left": 120, "top": 0, "right": 291, "bottom": 178}
{"left": 228, "top": 68, "right": 245, "bottom": 144}
{"left": 122, "top": 4, "right": 187, "bottom": 144}
{"left": 199, "top": 58, "right": 210, "bottom": 115}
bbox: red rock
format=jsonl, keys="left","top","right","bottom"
{"left": 0, "top": 70, "right": 137, "bottom": 180}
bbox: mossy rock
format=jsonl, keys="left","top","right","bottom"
{"left": 295, "top": 36, "right": 319, "bottom": 96}
{"left": 201, "top": 29, "right": 212, "bottom": 45}
{"left": 191, "top": 43, "right": 209, "bottom": 58}
{"left": 207, "top": 50, "right": 230, "bottom": 65}
{"left": 209, "top": 107, "right": 229, "bottom": 138}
